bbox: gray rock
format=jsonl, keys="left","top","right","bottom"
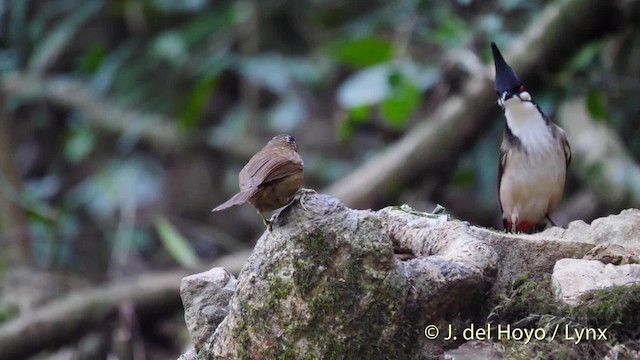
{"left": 208, "top": 195, "right": 422, "bottom": 359}
{"left": 179, "top": 193, "right": 639, "bottom": 359}
{"left": 180, "top": 267, "right": 237, "bottom": 350}
{"left": 542, "top": 209, "right": 640, "bottom": 249}
{"left": 177, "top": 347, "right": 196, "bottom": 360}
{"left": 444, "top": 341, "right": 502, "bottom": 360}
{"left": 583, "top": 243, "right": 640, "bottom": 265}
{"left": 552, "top": 258, "right": 640, "bottom": 306}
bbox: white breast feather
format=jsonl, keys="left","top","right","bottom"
{"left": 500, "top": 97, "right": 567, "bottom": 225}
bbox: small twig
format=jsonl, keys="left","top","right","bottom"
{"left": 0, "top": 92, "right": 31, "bottom": 264}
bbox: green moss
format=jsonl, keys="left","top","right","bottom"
{"left": 268, "top": 273, "right": 292, "bottom": 303}
{"left": 485, "top": 274, "right": 640, "bottom": 359}
{"left": 571, "top": 284, "right": 640, "bottom": 340}
{"left": 486, "top": 273, "right": 563, "bottom": 323}
{"left": 292, "top": 229, "right": 335, "bottom": 297}
{"left": 219, "top": 217, "right": 410, "bottom": 359}
{"left": 0, "top": 304, "right": 18, "bottom": 324}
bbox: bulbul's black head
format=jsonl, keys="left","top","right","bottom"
{"left": 491, "top": 42, "right": 524, "bottom": 99}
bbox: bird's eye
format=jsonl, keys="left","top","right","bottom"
{"left": 287, "top": 136, "right": 295, "bottom": 144}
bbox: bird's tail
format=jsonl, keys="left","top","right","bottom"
{"left": 212, "top": 189, "right": 255, "bottom": 212}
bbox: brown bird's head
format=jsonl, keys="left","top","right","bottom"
{"left": 266, "top": 134, "right": 298, "bottom": 152}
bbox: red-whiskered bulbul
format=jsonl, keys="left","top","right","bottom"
{"left": 491, "top": 42, "right": 571, "bottom": 233}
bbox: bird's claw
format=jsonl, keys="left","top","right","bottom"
{"left": 296, "top": 188, "right": 316, "bottom": 212}
{"left": 260, "top": 212, "right": 273, "bottom": 233}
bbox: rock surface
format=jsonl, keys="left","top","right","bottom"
{"left": 583, "top": 243, "right": 640, "bottom": 265}
{"left": 179, "top": 194, "right": 640, "bottom": 359}
{"left": 552, "top": 258, "right": 640, "bottom": 306}
{"left": 542, "top": 208, "right": 640, "bottom": 249}
{"left": 180, "top": 268, "right": 236, "bottom": 350}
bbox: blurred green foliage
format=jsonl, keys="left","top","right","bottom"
{"left": 0, "top": 0, "right": 638, "bottom": 275}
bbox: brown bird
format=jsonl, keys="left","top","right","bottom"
{"left": 212, "top": 134, "right": 305, "bottom": 229}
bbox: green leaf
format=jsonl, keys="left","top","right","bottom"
{"left": 380, "top": 74, "right": 420, "bottom": 127}
{"left": 149, "top": 0, "right": 208, "bottom": 13}
{"left": 154, "top": 216, "right": 200, "bottom": 269}
{"left": 585, "top": 90, "right": 607, "bottom": 122}
{"left": 64, "top": 125, "right": 96, "bottom": 163}
{"left": 337, "top": 120, "right": 355, "bottom": 141}
{"left": 565, "top": 42, "right": 600, "bottom": 73}
{"left": 28, "top": 0, "right": 103, "bottom": 73}
{"left": 348, "top": 105, "right": 371, "bottom": 123}
{"left": 430, "top": 11, "right": 468, "bottom": 47}
{"left": 331, "top": 36, "right": 393, "bottom": 68}
{"left": 450, "top": 166, "right": 475, "bottom": 187}
{"left": 179, "top": 6, "right": 238, "bottom": 47}
{"left": 151, "top": 31, "right": 188, "bottom": 66}
{"left": 78, "top": 43, "right": 106, "bottom": 74}
{"left": 432, "top": 204, "right": 447, "bottom": 215}
{"left": 178, "top": 72, "right": 218, "bottom": 130}
{"left": 336, "top": 106, "right": 371, "bottom": 141}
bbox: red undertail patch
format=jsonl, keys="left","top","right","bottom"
{"left": 505, "top": 220, "right": 538, "bottom": 234}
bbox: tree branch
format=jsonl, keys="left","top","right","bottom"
{"left": 558, "top": 97, "right": 640, "bottom": 208}
{"left": 0, "top": 73, "right": 264, "bottom": 159}
{"left": 324, "top": 0, "right": 622, "bottom": 209}
{"left": 0, "top": 92, "right": 31, "bottom": 264}
{"left": 0, "top": 250, "right": 250, "bottom": 360}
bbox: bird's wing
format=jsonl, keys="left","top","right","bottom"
{"left": 561, "top": 129, "right": 571, "bottom": 168}
{"left": 212, "top": 188, "right": 255, "bottom": 212}
{"left": 551, "top": 123, "right": 571, "bottom": 168}
{"left": 240, "top": 156, "right": 303, "bottom": 190}
{"left": 497, "top": 141, "right": 508, "bottom": 214}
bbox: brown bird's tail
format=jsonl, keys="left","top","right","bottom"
{"left": 212, "top": 188, "right": 255, "bottom": 212}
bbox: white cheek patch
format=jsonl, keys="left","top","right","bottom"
{"left": 519, "top": 91, "right": 531, "bottom": 101}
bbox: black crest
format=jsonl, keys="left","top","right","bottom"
{"left": 491, "top": 42, "right": 521, "bottom": 95}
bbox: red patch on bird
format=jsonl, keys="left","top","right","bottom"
{"left": 518, "top": 85, "right": 525, "bottom": 93}
{"left": 505, "top": 220, "right": 537, "bottom": 234}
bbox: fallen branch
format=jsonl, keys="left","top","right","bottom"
{"left": 1, "top": 73, "right": 184, "bottom": 151}
{"left": 557, "top": 97, "right": 640, "bottom": 207}
{"left": 0, "top": 73, "right": 263, "bottom": 159}
{"left": 0, "top": 250, "right": 250, "bottom": 360}
{"left": 0, "top": 271, "right": 186, "bottom": 360}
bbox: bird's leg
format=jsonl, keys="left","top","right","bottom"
{"left": 258, "top": 211, "right": 272, "bottom": 233}
{"left": 295, "top": 188, "right": 316, "bottom": 212}
{"left": 545, "top": 214, "right": 556, "bottom": 227}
